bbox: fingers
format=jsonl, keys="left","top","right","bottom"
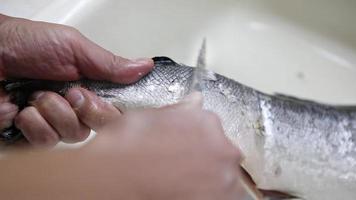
{"left": 29, "top": 92, "right": 90, "bottom": 143}
{"left": 14, "top": 91, "right": 91, "bottom": 147}
{"left": 171, "top": 92, "right": 242, "bottom": 161}
{"left": 0, "top": 89, "right": 18, "bottom": 130}
{"left": 65, "top": 88, "right": 121, "bottom": 132}
{"left": 0, "top": 102, "right": 18, "bottom": 130}
{"left": 12, "top": 88, "right": 119, "bottom": 148}
{"left": 15, "top": 107, "right": 59, "bottom": 147}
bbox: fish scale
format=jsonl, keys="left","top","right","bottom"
{"left": 1, "top": 57, "right": 356, "bottom": 200}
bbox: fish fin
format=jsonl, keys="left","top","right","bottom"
{"left": 152, "top": 56, "right": 179, "bottom": 66}
{"left": 259, "top": 189, "right": 301, "bottom": 200}
{"left": 1, "top": 79, "right": 48, "bottom": 109}
{"left": 0, "top": 80, "right": 35, "bottom": 142}
{"left": 274, "top": 93, "right": 356, "bottom": 112}
{"left": 332, "top": 104, "right": 356, "bottom": 112}
{"left": 273, "top": 93, "right": 320, "bottom": 105}
{"left": 0, "top": 79, "right": 61, "bottom": 143}
{"left": 240, "top": 167, "right": 300, "bottom": 200}
{"left": 0, "top": 126, "right": 24, "bottom": 143}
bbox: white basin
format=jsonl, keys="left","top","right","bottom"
{"left": 1, "top": 0, "right": 356, "bottom": 104}
{"left": 1, "top": 1, "right": 356, "bottom": 198}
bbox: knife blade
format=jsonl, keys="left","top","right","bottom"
{"left": 189, "top": 38, "right": 263, "bottom": 200}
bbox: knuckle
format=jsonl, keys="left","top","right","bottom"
{"left": 14, "top": 107, "right": 34, "bottom": 127}
{"left": 203, "top": 111, "right": 221, "bottom": 124}
{"left": 67, "top": 26, "right": 80, "bottom": 34}
{"left": 82, "top": 101, "right": 99, "bottom": 117}
{"left": 33, "top": 92, "right": 61, "bottom": 107}
{"left": 58, "top": 25, "right": 82, "bottom": 46}
{"left": 207, "top": 166, "right": 237, "bottom": 196}
{"left": 62, "top": 25, "right": 80, "bottom": 39}
{"left": 42, "top": 92, "right": 61, "bottom": 102}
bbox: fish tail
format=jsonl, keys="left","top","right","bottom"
{"left": 0, "top": 79, "right": 62, "bottom": 143}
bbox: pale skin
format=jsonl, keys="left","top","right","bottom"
{"left": 0, "top": 13, "right": 153, "bottom": 146}
{"left": 0, "top": 14, "right": 245, "bottom": 199}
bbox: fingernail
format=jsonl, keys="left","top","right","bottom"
{"left": 67, "top": 89, "right": 84, "bottom": 109}
{"left": 30, "top": 91, "right": 45, "bottom": 101}
{"left": 128, "top": 58, "right": 153, "bottom": 68}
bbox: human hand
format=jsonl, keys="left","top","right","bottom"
{"left": 0, "top": 92, "right": 246, "bottom": 200}
{"left": 0, "top": 14, "right": 153, "bottom": 147}
{"left": 65, "top": 91, "right": 244, "bottom": 199}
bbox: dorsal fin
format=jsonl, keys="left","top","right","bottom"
{"left": 152, "top": 56, "right": 178, "bottom": 66}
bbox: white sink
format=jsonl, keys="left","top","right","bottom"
{"left": 1, "top": 0, "right": 356, "bottom": 104}
{"left": 2, "top": 2, "right": 356, "bottom": 198}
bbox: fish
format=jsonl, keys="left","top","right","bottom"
{"left": 1, "top": 56, "right": 356, "bottom": 200}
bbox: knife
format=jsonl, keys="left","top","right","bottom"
{"left": 190, "top": 39, "right": 263, "bottom": 200}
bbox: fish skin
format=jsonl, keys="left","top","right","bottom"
{"left": 2, "top": 56, "right": 356, "bottom": 200}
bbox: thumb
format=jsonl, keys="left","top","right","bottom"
{"left": 73, "top": 32, "right": 154, "bottom": 84}
{"left": 65, "top": 88, "right": 120, "bottom": 131}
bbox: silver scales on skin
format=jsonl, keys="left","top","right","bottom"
{"left": 2, "top": 56, "right": 356, "bottom": 200}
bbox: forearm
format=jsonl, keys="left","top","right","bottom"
{"left": 0, "top": 148, "right": 134, "bottom": 200}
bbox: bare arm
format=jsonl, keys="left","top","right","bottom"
{"left": 0, "top": 92, "right": 244, "bottom": 200}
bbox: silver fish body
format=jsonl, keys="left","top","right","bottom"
{"left": 3, "top": 57, "right": 356, "bottom": 200}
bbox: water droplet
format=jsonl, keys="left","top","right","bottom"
{"left": 138, "top": 72, "right": 143, "bottom": 76}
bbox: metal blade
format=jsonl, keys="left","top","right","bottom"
{"left": 196, "top": 37, "right": 207, "bottom": 68}
{"left": 190, "top": 39, "right": 263, "bottom": 200}
{"left": 189, "top": 38, "right": 207, "bottom": 93}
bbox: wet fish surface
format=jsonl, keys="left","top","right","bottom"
{"left": 2, "top": 57, "right": 356, "bottom": 200}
